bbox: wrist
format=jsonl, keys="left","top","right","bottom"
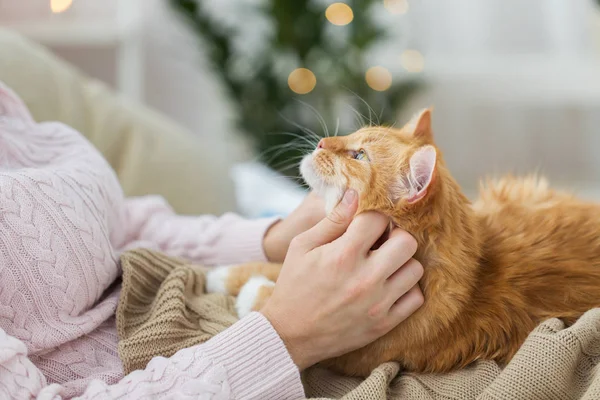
{"left": 263, "top": 220, "right": 285, "bottom": 262}
{"left": 260, "top": 305, "right": 316, "bottom": 370}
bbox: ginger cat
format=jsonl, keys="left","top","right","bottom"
{"left": 206, "top": 108, "right": 600, "bottom": 377}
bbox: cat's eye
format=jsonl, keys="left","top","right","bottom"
{"left": 353, "top": 149, "right": 368, "bottom": 161}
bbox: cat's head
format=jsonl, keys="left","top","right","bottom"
{"left": 300, "top": 108, "right": 440, "bottom": 221}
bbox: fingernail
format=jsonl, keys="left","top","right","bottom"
{"left": 342, "top": 189, "right": 357, "bottom": 206}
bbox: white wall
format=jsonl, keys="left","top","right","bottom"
{"left": 395, "top": 0, "right": 600, "bottom": 196}
{"left": 5, "top": 0, "right": 600, "bottom": 199}
{"left": 47, "top": 0, "right": 254, "bottom": 182}
{"left": 142, "top": 0, "right": 254, "bottom": 171}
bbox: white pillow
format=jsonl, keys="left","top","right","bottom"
{"left": 230, "top": 162, "right": 307, "bottom": 218}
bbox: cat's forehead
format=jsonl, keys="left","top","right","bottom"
{"left": 350, "top": 126, "right": 413, "bottom": 145}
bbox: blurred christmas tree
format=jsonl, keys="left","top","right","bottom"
{"left": 170, "top": 0, "right": 420, "bottom": 177}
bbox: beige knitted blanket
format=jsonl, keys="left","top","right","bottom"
{"left": 117, "top": 249, "right": 600, "bottom": 399}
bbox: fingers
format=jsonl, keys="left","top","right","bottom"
{"left": 294, "top": 191, "right": 326, "bottom": 227}
{"left": 305, "top": 190, "right": 325, "bottom": 206}
{"left": 383, "top": 258, "right": 424, "bottom": 307}
{"left": 387, "top": 285, "right": 424, "bottom": 325}
{"left": 370, "top": 229, "right": 418, "bottom": 279}
{"left": 341, "top": 211, "right": 390, "bottom": 253}
{"left": 290, "top": 189, "right": 358, "bottom": 253}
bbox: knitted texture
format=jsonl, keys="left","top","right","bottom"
{"left": 117, "top": 249, "right": 238, "bottom": 373}
{"left": 303, "top": 309, "right": 600, "bottom": 399}
{"left": 115, "top": 248, "right": 600, "bottom": 399}
{"left": 116, "top": 249, "right": 304, "bottom": 399}
{"left": 0, "top": 79, "right": 126, "bottom": 398}
{"left": 0, "top": 81, "right": 305, "bottom": 399}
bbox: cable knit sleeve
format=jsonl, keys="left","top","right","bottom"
{"left": 119, "top": 196, "right": 280, "bottom": 266}
{"left": 0, "top": 313, "right": 305, "bottom": 400}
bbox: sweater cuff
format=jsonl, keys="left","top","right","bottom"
{"left": 202, "top": 312, "right": 305, "bottom": 400}
{"left": 214, "top": 216, "right": 280, "bottom": 264}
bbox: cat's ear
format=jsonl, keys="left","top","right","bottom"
{"left": 404, "top": 108, "right": 433, "bottom": 141}
{"left": 404, "top": 145, "right": 437, "bottom": 203}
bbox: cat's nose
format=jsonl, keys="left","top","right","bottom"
{"left": 317, "top": 137, "right": 343, "bottom": 151}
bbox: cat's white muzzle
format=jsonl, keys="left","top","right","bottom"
{"left": 300, "top": 153, "right": 345, "bottom": 214}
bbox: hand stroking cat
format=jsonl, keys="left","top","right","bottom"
{"left": 207, "top": 108, "right": 600, "bottom": 376}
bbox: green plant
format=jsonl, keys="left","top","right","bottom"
{"left": 170, "top": 0, "right": 420, "bottom": 176}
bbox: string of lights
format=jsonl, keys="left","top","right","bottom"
{"left": 174, "top": 0, "right": 422, "bottom": 176}
{"left": 49, "top": 0, "right": 73, "bottom": 14}
{"left": 288, "top": 1, "right": 424, "bottom": 95}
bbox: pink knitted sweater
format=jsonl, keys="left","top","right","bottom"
{"left": 0, "top": 82, "right": 304, "bottom": 399}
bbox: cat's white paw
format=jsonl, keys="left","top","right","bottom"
{"left": 205, "top": 265, "right": 233, "bottom": 294}
{"left": 236, "top": 276, "right": 275, "bottom": 318}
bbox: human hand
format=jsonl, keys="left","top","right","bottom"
{"left": 260, "top": 190, "right": 424, "bottom": 370}
{"left": 262, "top": 191, "right": 326, "bottom": 263}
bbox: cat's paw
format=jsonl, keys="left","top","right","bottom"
{"left": 205, "top": 265, "right": 234, "bottom": 294}
{"left": 236, "top": 276, "right": 275, "bottom": 318}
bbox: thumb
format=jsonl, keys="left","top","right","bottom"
{"left": 294, "top": 189, "right": 358, "bottom": 252}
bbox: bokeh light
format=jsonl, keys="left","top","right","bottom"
{"left": 384, "top": 0, "right": 409, "bottom": 15}
{"left": 325, "top": 3, "right": 354, "bottom": 26}
{"left": 400, "top": 49, "right": 425, "bottom": 73}
{"left": 50, "top": 0, "right": 73, "bottom": 13}
{"left": 365, "top": 66, "right": 392, "bottom": 91}
{"left": 288, "top": 68, "right": 317, "bottom": 94}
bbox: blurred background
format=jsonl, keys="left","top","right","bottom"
{"left": 1, "top": 0, "right": 600, "bottom": 218}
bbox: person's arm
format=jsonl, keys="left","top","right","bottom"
{"left": 118, "top": 192, "right": 326, "bottom": 265}
{"left": 0, "top": 314, "right": 304, "bottom": 400}
{"left": 118, "top": 195, "right": 279, "bottom": 266}
{"left": 2, "top": 190, "right": 424, "bottom": 400}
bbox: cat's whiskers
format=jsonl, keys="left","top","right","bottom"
{"left": 271, "top": 154, "right": 307, "bottom": 172}
{"left": 255, "top": 135, "right": 316, "bottom": 168}
{"left": 294, "top": 99, "right": 330, "bottom": 138}
{"left": 278, "top": 113, "right": 323, "bottom": 144}
{"left": 378, "top": 104, "right": 386, "bottom": 125}
{"left": 268, "top": 131, "right": 319, "bottom": 149}
{"left": 344, "top": 87, "right": 381, "bottom": 127}
{"left": 346, "top": 103, "right": 368, "bottom": 130}
{"left": 259, "top": 139, "right": 311, "bottom": 158}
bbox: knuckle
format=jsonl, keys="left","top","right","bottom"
{"left": 367, "top": 302, "right": 385, "bottom": 319}
{"left": 330, "top": 244, "right": 358, "bottom": 269}
{"left": 361, "top": 273, "right": 378, "bottom": 289}
{"left": 342, "top": 240, "right": 360, "bottom": 258}
{"left": 396, "top": 231, "right": 418, "bottom": 255}
{"left": 408, "top": 259, "right": 424, "bottom": 281}
{"left": 363, "top": 211, "right": 387, "bottom": 227}
{"left": 373, "top": 319, "right": 393, "bottom": 335}
{"left": 411, "top": 287, "right": 425, "bottom": 308}
{"left": 375, "top": 212, "right": 390, "bottom": 227}
{"left": 346, "top": 280, "right": 370, "bottom": 299}
{"left": 330, "top": 251, "right": 349, "bottom": 269}
{"left": 289, "top": 235, "right": 305, "bottom": 250}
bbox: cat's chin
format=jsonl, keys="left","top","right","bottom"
{"left": 300, "top": 154, "right": 345, "bottom": 214}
